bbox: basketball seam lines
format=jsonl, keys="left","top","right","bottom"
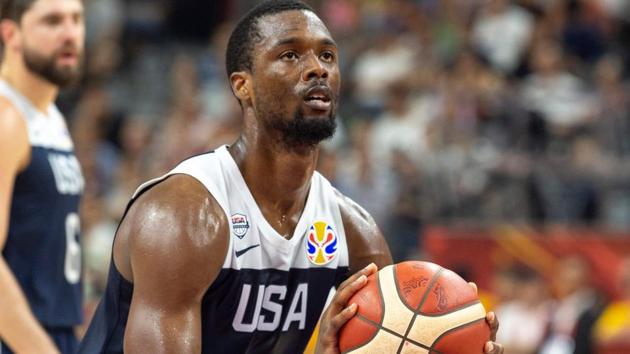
{"left": 392, "top": 268, "right": 479, "bottom": 317}
{"left": 354, "top": 313, "right": 437, "bottom": 352}
{"left": 378, "top": 267, "right": 386, "bottom": 322}
{"left": 397, "top": 267, "right": 445, "bottom": 354}
{"left": 420, "top": 300, "right": 483, "bottom": 317}
{"left": 346, "top": 265, "right": 479, "bottom": 354}
{"left": 341, "top": 270, "right": 387, "bottom": 354}
{"left": 430, "top": 317, "right": 487, "bottom": 351}
{"left": 393, "top": 265, "right": 426, "bottom": 313}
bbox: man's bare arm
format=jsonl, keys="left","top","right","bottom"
{"left": 119, "top": 175, "right": 229, "bottom": 354}
{"left": 335, "top": 189, "right": 393, "bottom": 273}
{"left": 0, "top": 99, "right": 60, "bottom": 354}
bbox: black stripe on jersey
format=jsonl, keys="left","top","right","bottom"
{"left": 80, "top": 260, "right": 349, "bottom": 354}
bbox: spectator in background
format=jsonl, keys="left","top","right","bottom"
{"left": 495, "top": 265, "right": 552, "bottom": 354}
{"left": 384, "top": 149, "right": 423, "bottom": 262}
{"left": 198, "top": 22, "right": 240, "bottom": 120}
{"left": 472, "top": 0, "right": 534, "bottom": 74}
{"left": 520, "top": 40, "right": 596, "bottom": 139}
{"left": 123, "top": 0, "right": 168, "bottom": 43}
{"left": 151, "top": 54, "right": 239, "bottom": 173}
{"left": 594, "top": 257, "right": 630, "bottom": 349}
{"left": 72, "top": 85, "right": 125, "bottom": 197}
{"left": 84, "top": 0, "right": 123, "bottom": 47}
{"left": 335, "top": 120, "right": 394, "bottom": 228}
{"left": 370, "top": 83, "right": 429, "bottom": 171}
{"left": 74, "top": 0, "right": 630, "bottom": 229}
{"left": 591, "top": 55, "right": 630, "bottom": 229}
{"left": 487, "top": 266, "right": 520, "bottom": 311}
{"left": 540, "top": 255, "right": 601, "bottom": 354}
{"left": 104, "top": 116, "right": 153, "bottom": 218}
{"left": 561, "top": 0, "right": 608, "bottom": 65}
{"left": 592, "top": 54, "right": 630, "bottom": 158}
{"left": 350, "top": 30, "right": 419, "bottom": 115}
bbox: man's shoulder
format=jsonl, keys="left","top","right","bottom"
{"left": 0, "top": 97, "right": 29, "bottom": 168}
{"left": 0, "top": 95, "right": 18, "bottom": 110}
{"left": 141, "top": 173, "right": 214, "bottom": 201}
{"left": 114, "top": 173, "right": 229, "bottom": 289}
{"left": 0, "top": 96, "right": 26, "bottom": 138}
{"left": 333, "top": 188, "right": 392, "bottom": 270}
{"left": 333, "top": 188, "right": 376, "bottom": 230}
{"left": 112, "top": 174, "right": 229, "bottom": 306}
{"left": 123, "top": 174, "right": 229, "bottom": 257}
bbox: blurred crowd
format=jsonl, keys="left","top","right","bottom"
{"left": 65, "top": 0, "right": 630, "bottom": 346}
{"left": 488, "top": 255, "right": 630, "bottom": 353}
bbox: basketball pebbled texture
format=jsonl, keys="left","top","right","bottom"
{"left": 338, "top": 261, "right": 490, "bottom": 354}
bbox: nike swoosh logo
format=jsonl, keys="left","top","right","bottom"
{"left": 235, "top": 244, "right": 261, "bottom": 257}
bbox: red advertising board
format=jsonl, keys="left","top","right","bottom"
{"left": 424, "top": 225, "right": 630, "bottom": 299}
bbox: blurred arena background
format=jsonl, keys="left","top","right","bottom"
{"left": 67, "top": 0, "right": 629, "bottom": 352}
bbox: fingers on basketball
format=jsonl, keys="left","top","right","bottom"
{"left": 339, "top": 261, "right": 491, "bottom": 354}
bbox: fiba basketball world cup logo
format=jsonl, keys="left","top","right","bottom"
{"left": 306, "top": 221, "right": 338, "bottom": 266}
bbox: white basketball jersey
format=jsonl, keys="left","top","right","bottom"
{"left": 132, "top": 145, "right": 350, "bottom": 353}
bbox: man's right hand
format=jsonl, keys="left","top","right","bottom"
{"left": 315, "top": 263, "right": 378, "bottom": 354}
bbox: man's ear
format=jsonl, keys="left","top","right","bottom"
{"left": 230, "top": 71, "right": 252, "bottom": 104}
{"left": 0, "top": 19, "right": 19, "bottom": 51}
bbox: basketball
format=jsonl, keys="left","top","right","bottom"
{"left": 339, "top": 261, "right": 490, "bottom": 353}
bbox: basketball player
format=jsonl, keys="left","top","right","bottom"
{"left": 0, "top": 0, "right": 85, "bottom": 353}
{"left": 79, "top": 1, "right": 503, "bottom": 353}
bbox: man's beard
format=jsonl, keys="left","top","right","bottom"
{"left": 23, "top": 45, "right": 81, "bottom": 88}
{"left": 266, "top": 107, "right": 337, "bottom": 149}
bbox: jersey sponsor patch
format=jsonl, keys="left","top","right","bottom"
{"left": 231, "top": 213, "right": 250, "bottom": 238}
{"left": 306, "top": 221, "right": 338, "bottom": 266}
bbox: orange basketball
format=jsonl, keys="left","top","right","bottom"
{"left": 339, "top": 261, "right": 490, "bottom": 353}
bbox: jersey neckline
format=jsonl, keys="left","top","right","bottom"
{"left": 0, "top": 79, "right": 57, "bottom": 118}
{"left": 216, "top": 145, "right": 315, "bottom": 253}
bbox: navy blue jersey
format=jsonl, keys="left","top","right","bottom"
{"left": 79, "top": 261, "right": 348, "bottom": 354}
{"left": 1, "top": 80, "right": 83, "bottom": 327}
{"left": 79, "top": 146, "right": 350, "bottom": 353}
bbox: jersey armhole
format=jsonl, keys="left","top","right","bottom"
{"left": 111, "top": 171, "right": 232, "bottom": 280}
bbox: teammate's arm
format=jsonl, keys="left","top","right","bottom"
{"left": 121, "top": 176, "right": 229, "bottom": 354}
{"left": 0, "top": 100, "right": 60, "bottom": 354}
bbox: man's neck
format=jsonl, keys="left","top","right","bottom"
{"left": 229, "top": 132, "right": 319, "bottom": 237}
{"left": 231, "top": 136, "right": 318, "bottom": 206}
{"left": 0, "top": 59, "right": 58, "bottom": 113}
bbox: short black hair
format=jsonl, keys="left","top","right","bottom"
{"left": 0, "top": 0, "right": 36, "bottom": 22}
{"left": 225, "top": 0, "right": 315, "bottom": 77}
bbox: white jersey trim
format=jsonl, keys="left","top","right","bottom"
{"left": 0, "top": 80, "right": 73, "bottom": 151}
